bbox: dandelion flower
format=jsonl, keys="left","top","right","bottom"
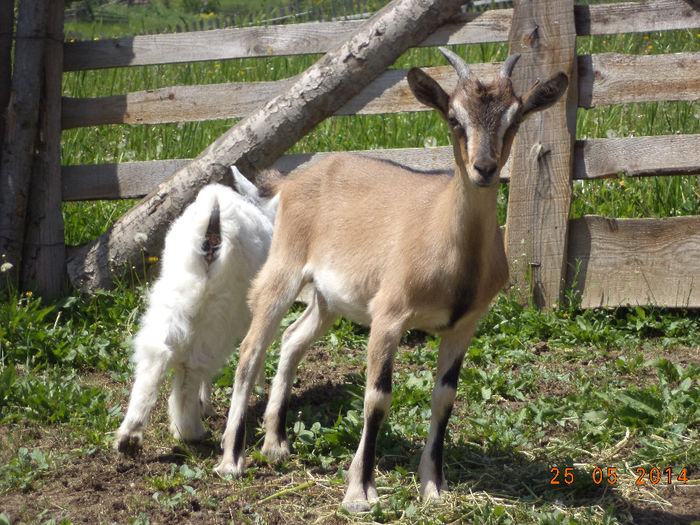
{"left": 0, "top": 262, "right": 13, "bottom": 273}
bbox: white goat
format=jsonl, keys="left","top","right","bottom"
{"left": 114, "top": 167, "right": 278, "bottom": 454}
{"left": 213, "top": 48, "right": 568, "bottom": 511}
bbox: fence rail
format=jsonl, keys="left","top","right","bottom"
{"left": 62, "top": 0, "right": 692, "bottom": 71}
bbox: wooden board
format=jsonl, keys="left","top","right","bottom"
{"left": 61, "top": 51, "right": 700, "bottom": 128}
{"left": 22, "top": 0, "right": 67, "bottom": 298}
{"left": 574, "top": 135, "right": 700, "bottom": 180}
{"left": 62, "top": 0, "right": 699, "bottom": 71}
{"left": 566, "top": 215, "right": 700, "bottom": 308}
{"left": 60, "top": 63, "right": 493, "bottom": 128}
{"left": 62, "top": 11, "right": 511, "bottom": 71}
{"left": 61, "top": 147, "right": 459, "bottom": 201}
{"left": 0, "top": 0, "right": 49, "bottom": 285}
{"left": 578, "top": 52, "right": 700, "bottom": 109}
{"left": 505, "top": 0, "right": 578, "bottom": 309}
{"left": 61, "top": 134, "right": 700, "bottom": 201}
{"left": 574, "top": 0, "right": 700, "bottom": 37}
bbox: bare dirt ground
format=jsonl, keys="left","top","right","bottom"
{"left": 2, "top": 343, "right": 698, "bottom": 524}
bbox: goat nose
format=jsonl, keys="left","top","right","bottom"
{"left": 474, "top": 161, "right": 497, "bottom": 179}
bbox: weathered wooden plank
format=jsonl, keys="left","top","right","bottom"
{"left": 62, "top": 50, "right": 700, "bottom": 129}
{"left": 61, "top": 147, "right": 459, "bottom": 201}
{"left": 578, "top": 52, "right": 700, "bottom": 109}
{"left": 22, "top": 0, "right": 67, "bottom": 298}
{"left": 60, "top": 63, "right": 498, "bottom": 128}
{"left": 0, "top": 0, "right": 49, "bottom": 289}
{"left": 574, "top": 135, "right": 700, "bottom": 180}
{"left": 505, "top": 0, "right": 578, "bottom": 309}
{"left": 62, "top": 0, "right": 699, "bottom": 71}
{"left": 575, "top": 0, "right": 700, "bottom": 37}
{"left": 62, "top": 10, "right": 512, "bottom": 71}
{"left": 566, "top": 215, "right": 700, "bottom": 308}
{"left": 61, "top": 134, "right": 700, "bottom": 201}
{"left": 0, "top": 0, "right": 14, "bottom": 165}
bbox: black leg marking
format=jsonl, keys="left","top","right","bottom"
{"left": 440, "top": 357, "right": 463, "bottom": 389}
{"left": 374, "top": 360, "right": 393, "bottom": 394}
{"left": 232, "top": 420, "right": 246, "bottom": 459}
{"left": 448, "top": 252, "right": 480, "bottom": 327}
{"left": 449, "top": 284, "right": 476, "bottom": 326}
{"left": 361, "top": 409, "right": 385, "bottom": 486}
{"left": 430, "top": 406, "right": 453, "bottom": 486}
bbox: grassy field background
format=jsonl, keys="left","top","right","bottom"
{"left": 1, "top": 2, "right": 699, "bottom": 523}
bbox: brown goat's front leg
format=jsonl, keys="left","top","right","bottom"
{"left": 342, "top": 314, "right": 405, "bottom": 512}
{"left": 418, "top": 323, "right": 477, "bottom": 501}
{"left": 262, "top": 292, "right": 335, "bottom": 460}
{"left": 215, "top": 266, "right": 303, "bottom": 477}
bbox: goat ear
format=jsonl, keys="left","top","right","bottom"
{"left": 230, "top": 166, "right": 259, "bottom": 199}
{"left": 407, "top": 67, "right": 450, "bottom": 119}
{"left": 520, "top": 72, "right": 568, "bottom": 120}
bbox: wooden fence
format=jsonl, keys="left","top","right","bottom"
{"left": 3, "top": 0, "right": 700, "bottom": 307}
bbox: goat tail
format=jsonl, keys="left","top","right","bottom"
{"left": 201, "top": 198, "right": 221, "bottom": 264}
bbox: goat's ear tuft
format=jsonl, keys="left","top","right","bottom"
{"left": 520, "top": 72, "right": 568, "bottom": 119}
{"left": 407, "top": 67, "right": 450, "bottom": 120}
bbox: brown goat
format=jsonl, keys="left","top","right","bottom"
{"left": 214, "top": 47, "right": 568, "bottom": 511}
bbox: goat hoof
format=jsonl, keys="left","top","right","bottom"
{"left": 115, "top": 433, "right": 143, "bottom": 457}
{"left": 213, "top": 459, "right": 244, "bottom": 478}
{"left": 261, "top": 439, "right": 290, "bottom": 461}
{"left": 420, "top": 480, "right": 447, "bottom": 503}
{"left": 342, "top": 500, "right": 372, "bottom": 513}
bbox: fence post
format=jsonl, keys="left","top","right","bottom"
{"left": 0, "top": 1, "right": 14, "bottom": 170}
{"left": 21, "top": 0, "right": 67, "bottom": 298}
{"left": 0, "top": 0, "right": 49, "bottom": 291}
{"left": 504, "top": 0, "right": 578, "bottom": 309}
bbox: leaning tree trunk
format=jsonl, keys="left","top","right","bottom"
{"left": 67, "top": 0, "right": 470, "bottom": 294}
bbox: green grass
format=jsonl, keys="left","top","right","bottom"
{"left": 1, "top": 279, "right": 698, "bottom": 523}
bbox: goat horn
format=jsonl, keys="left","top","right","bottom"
{"left": 499, "top": 54, "right": 521, "bottom": 79}
{"left": 439, "top": 47, "right": 473, "bottom": 80}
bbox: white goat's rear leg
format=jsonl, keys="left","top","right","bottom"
{"left": 418, "top": 326, "right": 475, "bottom": 502}
{"left": 169, "top": 364, "right": 207, "bottom": 442}
{"left": 214, "top": 266, "right": 303, "bottom": 478}
{"left": 115, "top": 347, "right": 173, "bottom": 454}
{"left": 342, "top": 312, "right": 405, "bottom": 513}
{"left": 262, "top": 292, "right": 335, "bottom": 461}
{"left": 199, "top": 380, "right": 215, "bottom": 417}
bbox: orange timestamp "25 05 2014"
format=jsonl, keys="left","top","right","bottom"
{"left": 550, "top": 466, "right": 689, "bottom": 486}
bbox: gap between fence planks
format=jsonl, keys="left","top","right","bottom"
{"left": 62, "top": 0, "right": 699, "bottom": 71}
{"left": 61, "top": 52, "right": 700, "bottom": 129}
{"left": 66, "top": 0, "right": 470, "bottom": 293}
{"left": 567, "top": 215, "right": 700, "bottom": 308}
{"left": 61, "top": 134, "right": 700, "bottom": 201}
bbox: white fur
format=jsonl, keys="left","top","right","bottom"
{"left": 114, "top": 168, "right": 276, "bottom": 452}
